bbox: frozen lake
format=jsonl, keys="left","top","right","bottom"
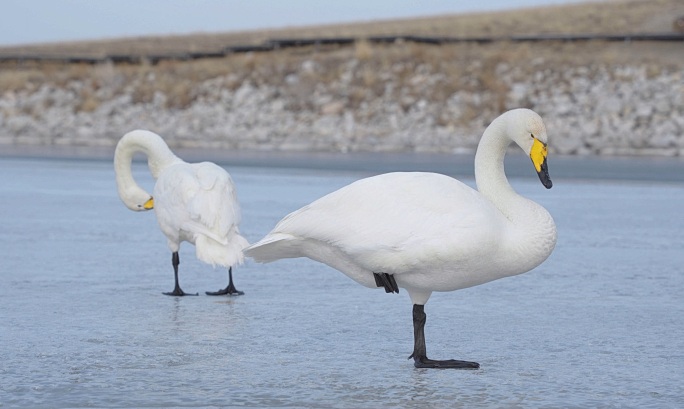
{"left": 1, "top": 154, "right": 683, "bottom": 408}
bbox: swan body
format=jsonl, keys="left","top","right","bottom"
{"left": 114, "top": 130, "right": 249, "bottom": 296}
{"left": 245, "top": 108, "right": 557, "bottom": 368}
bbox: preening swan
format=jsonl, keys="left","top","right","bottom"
{"left": 114, "top": 130, "right": 249, "bottom": 296}
{"left": 244, "top": 108, "right": 557, "bottom": 369}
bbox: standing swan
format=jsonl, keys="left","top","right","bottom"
{"left": 114, "top": 130, "right": 249, "bottom": 296}
{"left": 244, "top": 109, "right": 557, "bottom": 369}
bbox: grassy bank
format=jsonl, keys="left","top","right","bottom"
{"left": 0, "top": 0, "right": 682, "bottom": 155}
{"left": 1, "top": 0, "right": 682, "bottom": 106}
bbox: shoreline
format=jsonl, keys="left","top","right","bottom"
{"left": 2, "top": 144, "right": 683, "bottom": 183}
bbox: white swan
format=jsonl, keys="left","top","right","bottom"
{"left": 244, "top": 108, "right": 557, "bottom": 369}
{"left": 114, "top": 130, "right": 249, "bottom": 296}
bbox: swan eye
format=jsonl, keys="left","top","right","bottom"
{"left": 530, "top": 133, "right": 535, "bottom": 139}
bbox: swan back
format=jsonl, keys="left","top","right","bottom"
{"left": 246, "top": 172, "right": 521, "bottom": 291}
{"left": 153, "top": 161, "right": 249, "bottom": 266}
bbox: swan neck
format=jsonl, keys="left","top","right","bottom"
{"left": 473, "top": 114, "right": 557, "bottom": 269}
{"left": 474, "top": 117, "right": 515, "bottom": 205}
{"left": 114, "top": 131, "right": 179, "bottom": 209}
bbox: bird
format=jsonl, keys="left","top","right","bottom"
{"left": 244, "top": 108, "right": 557, "bottom": 369}
{"left": 114, "top": 130, "right": 249, "bottom": 297}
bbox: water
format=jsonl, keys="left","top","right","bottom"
{"left": 1, "top": 155, "right": 683, "bottom": 408}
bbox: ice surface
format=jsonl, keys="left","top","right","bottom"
{"left": 1, "top": 156, "right": 683, "bottom": 408}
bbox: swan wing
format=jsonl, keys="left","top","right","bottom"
{"left": 155, "top": 163, "right": 240, "bottom": 245}
{"left": 185, "top": 162, "right": 242, "bottom": 243}
{"left": 250, "top": 172, "right": 506, "bottom": 274}
{"left": 189, "top": 162, "right": 241, "bottom": 235}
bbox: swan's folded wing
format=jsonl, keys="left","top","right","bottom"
{"left": 183, "top": 162, "right": 242, "bottom": 244}
{"left": 265, "top": 172, "right": 506, "bottom": 273}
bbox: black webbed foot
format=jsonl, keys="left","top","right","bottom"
{"left": 410, "top": 354, "right": 480, "bottom": 369}
{"left": 164, "top": 252, "right": 197, "bottom": 296}
{"left": 163, "top": 288, "right": 198, "bottom": 296}
{"left": 409, "top": 304, "right": 479, "bottom": 369}
{"left": 206, "top": 267, "right": 244, "bottom": 296}
{"left": 374, "top": 272, "right": 399, "bottom": 293}
{"left": 205, "top": 285, "right": 244, "bottom": 296}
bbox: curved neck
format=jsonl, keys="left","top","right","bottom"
{"left": 114, "top": 130, "right": 180, "bottom": 209}
{"left": 470, "top": 110, "right": 557, "bottom": 275}
{"left": 473, "top": 115, "right": 556, "bottom": 269}
{"left": 474, "top": 116, "right": 517, "bottom": 214}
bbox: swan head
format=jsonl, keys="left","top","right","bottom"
{"left": 114, "top": 129, "right": 172, "bottom": 212}
{"left": 118, "top": 185, "right": 155, "bottom": 212}
{"left": 506, "top": 109, "right": 552, "bottom": 189}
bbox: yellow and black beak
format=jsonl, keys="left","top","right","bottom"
{"left": 530, "top": 139, "right": 552, "bottom": 189}
{"left": 143, "top": 197, "right": 155, "bottom": 210}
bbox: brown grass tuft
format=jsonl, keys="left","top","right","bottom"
{"left": 354, "top": 39, "right": 374, "bottom": 61}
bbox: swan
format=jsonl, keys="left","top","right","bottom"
{"left": 244, "top": 108, "right": 557, "bottom": 369}
{"left": 114, "top": 130, "right": 249, "bottom": 296}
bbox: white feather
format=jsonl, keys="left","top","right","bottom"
{"left": 245, "top": 109, "right": 557, "bottom": 306}
{"left": 114, "top": 130, "right": 249, "bottom": 271}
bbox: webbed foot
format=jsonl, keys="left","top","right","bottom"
{"left": 206, "top": 267, "right": 244, "bottom": 296}
{"left": 163, "top": 288, "right": 198, "bottom": 296}
{"left": 205, "top": 285, "right": 244, "bottom": 296}
{"left": 410, "top": 354, "right": 479, "bottom": 369}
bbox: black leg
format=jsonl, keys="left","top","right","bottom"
{"left": 206, "top": 267, "right": 244, "bottom": 296}
{"left": 163, "top": 252, "right": 198, "bottom": 296}
{"left": 408, "top": 304, "right": 479, "bottom": 369}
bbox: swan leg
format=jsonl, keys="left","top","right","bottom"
{"left": 408, "top": 304, "right": 479, "bottom": 369}
{"left": 163, "top": 252, "right": 198, "bottom": 296}
{"left": 373, "top": 272, "right": 399, "bottom": 293}
{"left": 206, "top": 267, "right": 244, "bottom": 296}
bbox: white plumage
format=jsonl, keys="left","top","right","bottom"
{"left": 114, "top": 130, "right": 249, "bottom": 296}
{"left": 245, "top": 108, "right": 557, "bottom": 368}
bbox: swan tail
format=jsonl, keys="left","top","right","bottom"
{"left": 195, "top": 234, "right": 249, "bottom": 268}
{"left": 243, "top": 233, "right": 300, "bottom": 263}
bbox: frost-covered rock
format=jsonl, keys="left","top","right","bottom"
{"left": 0, "top": 62, "right": 682, "bottom": 156}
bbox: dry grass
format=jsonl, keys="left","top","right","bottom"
{"left": 0, "top": 0, "right": 682, "bottom": 117}
{"left": 0, "top": 0, "right": 681, "bottom": 57}
{"left": 354, "top": 39, "right": 374, "bottom": 61}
